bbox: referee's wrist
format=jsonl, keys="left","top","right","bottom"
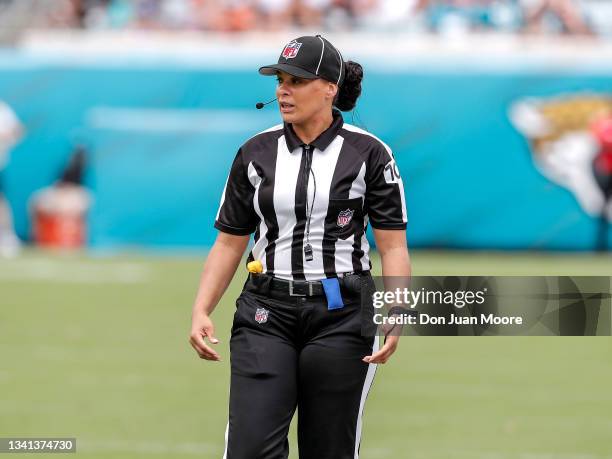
{"left": 193, "top": 303, "right": 214, "bottom": 316}
{"left": 387, "top": 306, "right": 414, "bottom": 317}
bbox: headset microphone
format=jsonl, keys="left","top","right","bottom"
{"left": 256, "top": 98, "right": 277, "bottom": 109}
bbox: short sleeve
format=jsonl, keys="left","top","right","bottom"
{"left": 365, "top": 144, "right": 408, "bottom": 230}
{"left": 214, "top": 148, "right": 258, "bottom": 235}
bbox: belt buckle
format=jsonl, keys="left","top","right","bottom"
{"left": 289, "top": 281, "right": 314, "bottom": 297}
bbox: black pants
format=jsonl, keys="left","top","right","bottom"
{"left": 223, "top": 274, "right": 378, "bottom": 459}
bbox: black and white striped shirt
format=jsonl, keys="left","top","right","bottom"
{"left": 215, "top": 109, "right": 407, "bottom": 281}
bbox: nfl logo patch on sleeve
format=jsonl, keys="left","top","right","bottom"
{"left": 255, "top": 307, "right": 269, "bottom": 324}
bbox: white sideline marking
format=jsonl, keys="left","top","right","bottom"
{"left": 448, "top": 452, "right": 611, "bottom": 459}
{"left": 350, "top": 449, "right": 612, "bottom": 459}
{"left": 0, "top": 259, "right": 151, "bottom": 284}
{"left": 79, "top": 440, "right": 218, "bottom": 455}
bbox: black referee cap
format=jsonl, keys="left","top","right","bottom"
{"left": 259, "top": 35, "right": 345, "bottom": 87}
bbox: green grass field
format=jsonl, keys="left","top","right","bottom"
{"left": 1, "top": 250, "right": 611, "bottom": 458}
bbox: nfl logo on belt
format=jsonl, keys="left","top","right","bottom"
{"left": 282, "top": 40, "right": 302, "bottom": 59}
{"left": 337, "top": 209, "right": 354, "bottom": 228}
{"left": 255, "top": 307, "right": 269, "bottom": 324}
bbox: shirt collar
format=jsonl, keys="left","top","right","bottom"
{"left": 283, "top": 108, "right": 344, "bottom": 152}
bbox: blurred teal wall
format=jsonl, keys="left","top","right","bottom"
{"left": 1, "top": 51, "right": 612, "bottom": 250}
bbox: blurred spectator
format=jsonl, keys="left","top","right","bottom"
{"left": 81, "top": 0, "right": 135, "bottom": 29}
{"left": 353, "top": 0, "right": 428, "bottom": 32}
{"left": 161, "top": 0, "right": 196, "bottom": 28}
{"left": 591, "top": 117, "right": 612, "bottom": 250}
{"left": 43, "top": 0, "right": 83, "bottom": 28}
{"left": 580, "top": 0, "right": 612, "bottom": 37}
{"left": 0, "top": 0, "right": 605, "bottom": 35}
{"left": 0, "top": 100, "right": 24, "bottom": 258}
{"left": 422, "top": 0, "right": 522, "bottom": 35}
{"left": 191, "top": 0, "right": 228, "bottom": 30}
{"left": 222, "top": 0, "right": 258, "bottom": 32}
{"left": 295, "top": 0, "right": 333, "bottom": 28}
{"left": 29, "top": 146, "right": 92, "bottom": 250}
{"left": 256, "top": 0, "right": 293, "bottom": 30}
{"left": 134, "top": 0, "right": 162, "bottom": 29}
{"left": 521, "top": 0, "right": 594, "bottom": 35}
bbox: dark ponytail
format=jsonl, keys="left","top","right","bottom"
{"left": 334, "top": 60, "right": 363, "bottom": 112}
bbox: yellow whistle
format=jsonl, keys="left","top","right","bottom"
{"left": 247, "top": 260, "right": 263, "bottom": 274}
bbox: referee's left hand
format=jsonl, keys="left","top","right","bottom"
{"left": 362, "top": 335, "right": 399, "bottom": 364}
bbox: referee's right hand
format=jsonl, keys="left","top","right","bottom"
{"left": 189, "top": 311, "right": 221, "bottom": 361}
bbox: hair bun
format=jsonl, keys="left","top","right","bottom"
{"left": 335, "top": 61, "right": 363, "bottom": 112}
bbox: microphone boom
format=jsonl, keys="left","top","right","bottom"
{"left": 256, "top": 98, "right": 277, "bottom": 110}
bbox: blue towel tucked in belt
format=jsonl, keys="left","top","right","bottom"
{"left": 321, "top": 277, "right": 344, "bottom": 310}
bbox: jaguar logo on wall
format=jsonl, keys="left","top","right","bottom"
{"left": 509, "top": 94, "right": 612, "bottom": 249}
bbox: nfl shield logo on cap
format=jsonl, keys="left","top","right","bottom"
{"left": 255, "top": 307, "right": 269, "bottom": 324}
{"left": 336, "top": 209, "right": 354, "bottom": 228}
{"left": 282, "top": 40, "right": 302, "bottom": 59}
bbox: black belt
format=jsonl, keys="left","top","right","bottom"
{"left": 248, "top": 272, "right": 367, "bottom": 297}
{"left": 270, "top": 277, "right": 325, "bottom": 297}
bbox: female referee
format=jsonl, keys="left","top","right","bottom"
{"left": 189, "top": 35, "right": 411, "bottom": 459}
